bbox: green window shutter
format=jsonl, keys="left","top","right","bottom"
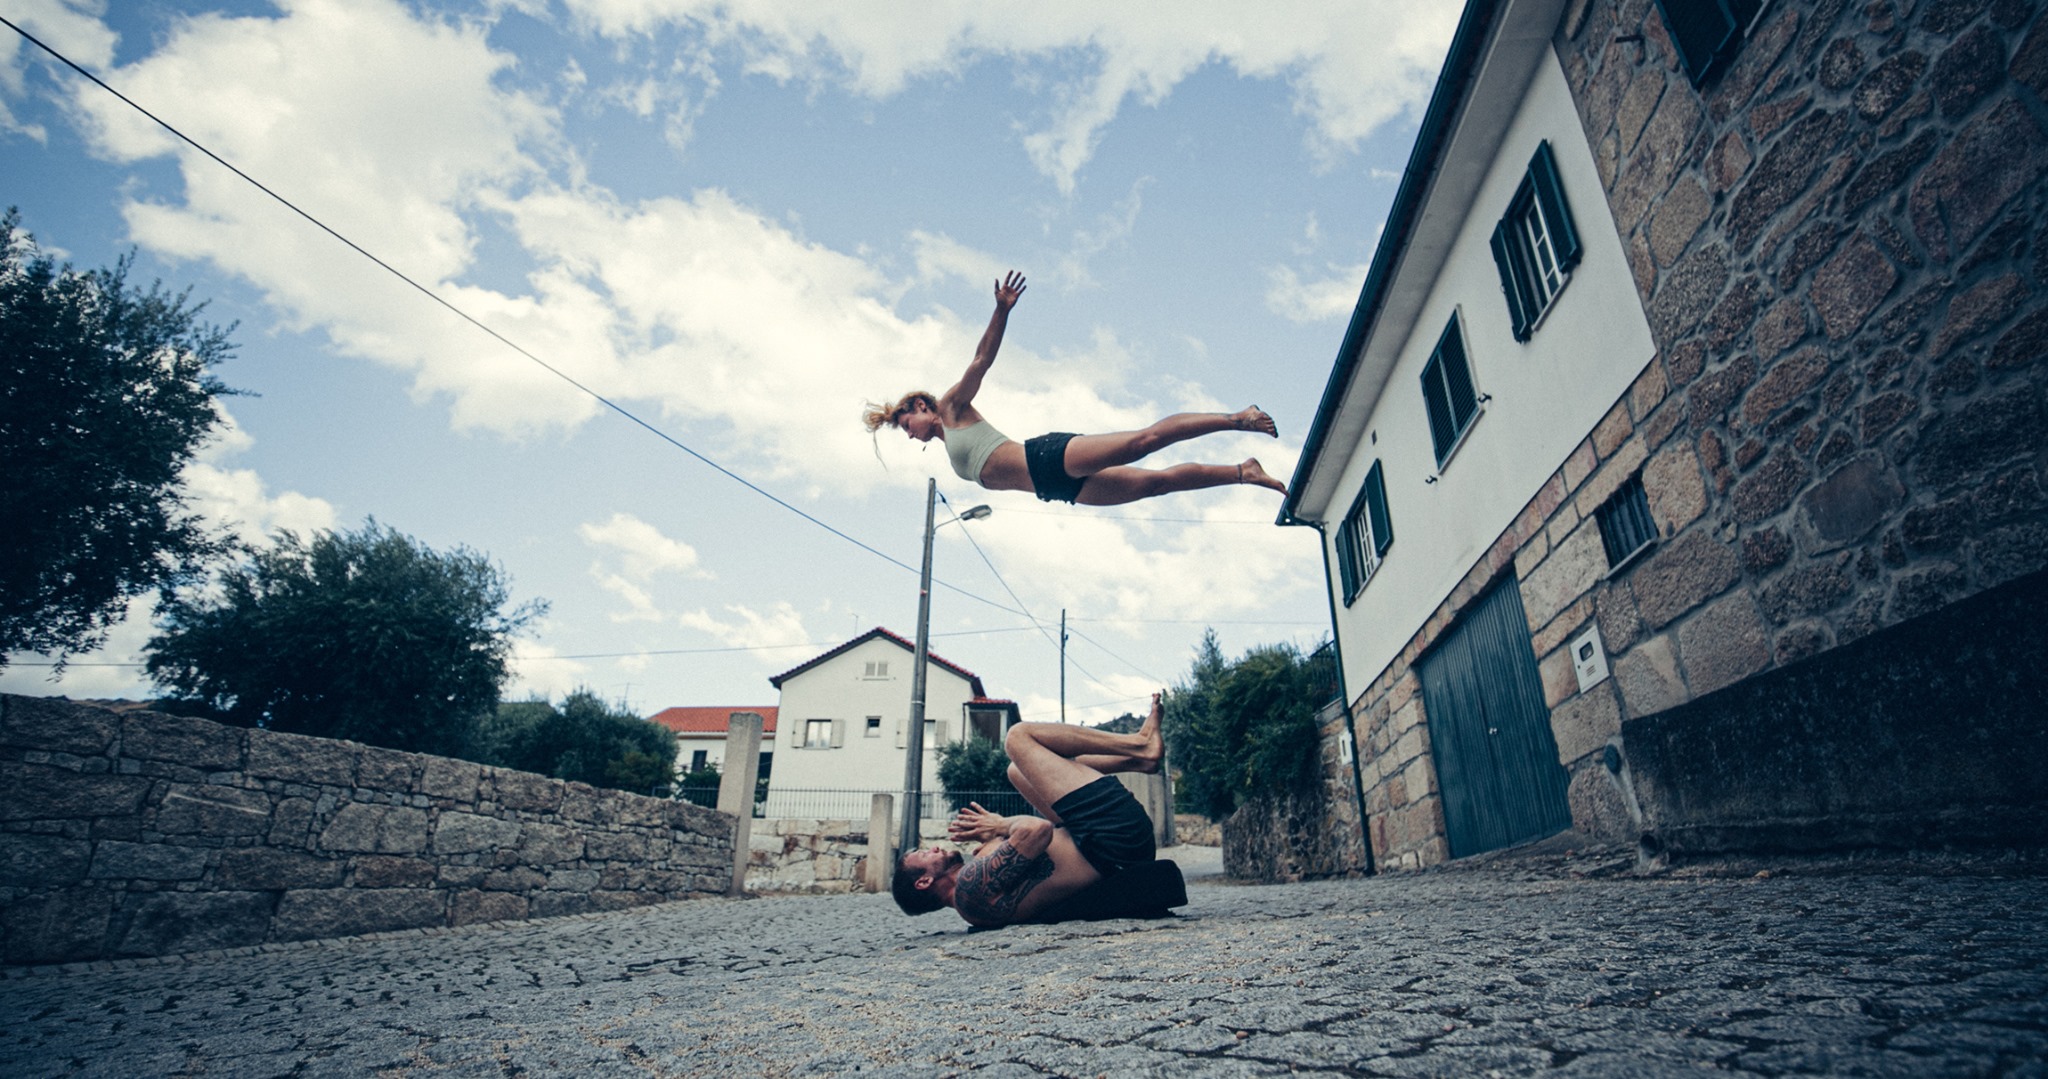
{"left": 1655, "top": 0, "right": 1739, "bottom": 85}
{"left": 1439, "top": 319, "right": 1478, "bottom": 431}
{"left": 1335, "top": 517, "right": 1360, "bottom": 601}
{"left": 1422, "top": 355, "right": 1457, "bottom": 464}
{"left": 1489, "top": 221, "right": 1534, "bottom": 341}
{"left": 1364, "top": 460, "right": 1393, "bottom": 557}
{"left": 1529, "top": 141, "right": 1581, "bottom": 273}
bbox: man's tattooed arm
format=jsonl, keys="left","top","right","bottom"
{"left": 955, "top": 840, "right": 1055, "bottom": 926}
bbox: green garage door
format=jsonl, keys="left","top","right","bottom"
{"left": 1417, "top": 576, "right": 1573, "bottom": 858}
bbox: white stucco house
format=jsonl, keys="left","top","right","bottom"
{"left": 761, "top": 627, "right": 1019, "bottom": 815}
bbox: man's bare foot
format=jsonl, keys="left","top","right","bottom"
{"left": 1133, "top": 692, "right": 1166, "bottom": 773}
{"left": 1232, "top": 405, "right": 1278, "bottom": 437}
{"left": 1239, "top": 458, "right": 1287, "bottom": 494}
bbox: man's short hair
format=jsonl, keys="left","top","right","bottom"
{"left": 892, "top": 858, "right": 943, "bottom": 915}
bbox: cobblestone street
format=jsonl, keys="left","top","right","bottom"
{"left": 3, "top": 854, "right": 2044, "bottom": 1077}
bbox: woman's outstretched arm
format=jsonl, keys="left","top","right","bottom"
{"left": 941, "top": 271, "right": 1026, "bottom": 414}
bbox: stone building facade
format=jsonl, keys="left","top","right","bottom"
{"left": 1287, "top": 0, "right": 2048, "bottom": 873}
{"left": 0, "top": 696, "right": 735, "bottom": 964}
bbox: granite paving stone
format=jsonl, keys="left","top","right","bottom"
{"left": 1, "top": 860, "right": 2044, "bottom": 1076}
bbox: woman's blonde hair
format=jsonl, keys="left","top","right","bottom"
{"left": 861, "top": 391, "right": 937, "bottom": 433}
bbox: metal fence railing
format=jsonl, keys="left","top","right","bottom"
{"left": 1307, "top": 640, "right": 1340, "bottom": 708}
{"left": 722, "top": 787, "right": 1036, "bottom": 821}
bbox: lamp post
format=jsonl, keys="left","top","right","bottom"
{"left": 898, "top": 479, "right": 991, "bottom": 856}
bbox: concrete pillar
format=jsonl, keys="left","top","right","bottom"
{"left": 718, "top": 712, "right": 764, "bottom": 897}
{"left": 865, "top": 793, "right": 895, "bottom": 893}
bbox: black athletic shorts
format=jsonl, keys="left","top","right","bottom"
{"left": 1024, "top": 432, "right": 1088, "bottom": 504}
{"left": 1052, "top": 776, "right": 1156, "bottom": 876}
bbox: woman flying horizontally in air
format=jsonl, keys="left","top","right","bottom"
{"left": 862, "top": 271, "right": 1287, "bottom": 506}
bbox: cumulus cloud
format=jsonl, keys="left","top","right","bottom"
{"left": 556, "top": 0, "right": 1459, "bottom": 192}
{"left": 580, "top": 512, "right": 707, "bottom": 623}
{"left": 1264, "top": 263, "right": 1368, "bottom": 324}
{"left": 183, "top": 406, "right": 339, "bottom": 545}
{"left": 0, "top": 0, "right": 119, "bottom": 140}
{"left": 506, "top": 636, "right": 591, "bottom": 701}
{"left": 580, "top": 512, "right": 707, "bottom": 580}
{"left": 679, "top": 600, "right": 812, "bottom": 651}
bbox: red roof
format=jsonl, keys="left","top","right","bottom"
{"left": 767, "top": 627, "right": 985, "bottom": 696}
{"left": 649, "top": 706, "right": 778, "bottom": 735}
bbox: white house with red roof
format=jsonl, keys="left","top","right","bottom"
{"left": 648, "top": 705, "right": 778, "bottom": 779}
{"left": 762, "top": 627, "right": 1018, "bottom": 806}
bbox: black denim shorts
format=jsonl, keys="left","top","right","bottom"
{"left": 1024, "top": 432, "right": 1087, "bottom": 504}
{"left": 1052, "top": 776, "right": 1156, "bottom": 876}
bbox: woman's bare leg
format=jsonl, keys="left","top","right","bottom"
{"left": 1060, "top": 406, "right": 1276, "bottom": 477}
{"left": 1075, "top": 459, "right": 1286, "bottom": 505}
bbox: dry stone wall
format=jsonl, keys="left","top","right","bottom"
{"left": 0, "top": 696, "right": 734, "bottom": 965}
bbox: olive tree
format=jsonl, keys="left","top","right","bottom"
{"left": 1, "top": 210, "right": 234, "bottom": 668}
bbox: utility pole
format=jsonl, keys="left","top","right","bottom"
{"left": 898, "top": 479, "right": 938, "bottom": 856}
{"left": 1060, "top": 609, "right": 1068, "bottom": 724}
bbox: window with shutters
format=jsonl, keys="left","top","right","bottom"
{"left": 1336, "top": 459, "right": 1394, "bottom": 605}
{"left": 1594, "top": 474, "right": 1659, "bottom": 571}
{"left": 1490, "top": 141, "right": 1582, "bottom": 341}
{"left": 1655, "top": 0, "right": 1767, "bottom": 87}
{"left": 1420, "top": 314, "right": 1483, "bottom": 469}
{"left": 803, "top": 718, "right": 839, "bottom": 749}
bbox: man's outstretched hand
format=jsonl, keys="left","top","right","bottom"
{"left": 948, "top": 801, "right": 1007, "bottom": 844}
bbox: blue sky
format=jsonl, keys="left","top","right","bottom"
{"left": 1, "top": 0, "right": 1458, "bottom": 723}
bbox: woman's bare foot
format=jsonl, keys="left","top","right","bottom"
{"left": 1132, "top": 692, "right": 1167, "bottom": 773}
{"left": 1239, "top": 458, "right": 1287, "bottom": 494}
{"left": 1232, "top": 405, "right": 1278, "bottom": 437}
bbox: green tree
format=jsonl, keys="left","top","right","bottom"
{"left": 145, "top": 520, "right": 544, "bottom": 756}
{"left": 937, "top": 734, "right": 1016, "bottom": 812}
{"left": 478, "top": 689, "right": 679, "bottom": 796}
{"left": 1163, "top": 630, "right": 1322, "bottom": 819}
{"left": 0, "top": 210, "right": 236, "bottom": 668}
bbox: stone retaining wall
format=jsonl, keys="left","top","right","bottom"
{"left": 745, "top": 818, "right": 872, "bottom": 894}
{"left": 1622, "top": 565, "right": 2048, "bottom": 861}
{"left": 0, "top": 696, "right": 734, "bottom": 965}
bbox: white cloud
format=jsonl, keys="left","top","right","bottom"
{"left": 507, "top": 636, "right": 590, "bottom": 701}
{"left": 579, "top": 512, "right": 707, "bottom": 580}
{"left": 1264, "top": 263, "right": 1367, "bottom": 324}
{"left": 1, "top": 0, "right": 119, "bottom": 140}
{"left": 66, "top": 0, "right": 595, "bottom": 435}
{"left": 556, "top": 0, "right": 1459, "bottom": 192}
{"left": 183, "top": 406, "right": 339, "bottom": 545}
{"left": 579, "top": 512, "right": 707, "bottom": 623}
{"left": 679, "top": 600, "right": 811, "bottom": 651}
{"left": 909, "top": 229, "right": 1011, "bottom": 291}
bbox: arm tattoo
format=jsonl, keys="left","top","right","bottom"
{"left": 955, "top": 841, "right": 1054, "bottom": 925}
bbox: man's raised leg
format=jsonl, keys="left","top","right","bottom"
{"left": 1002, "top": 694, "right": 1165, "bottom": 808}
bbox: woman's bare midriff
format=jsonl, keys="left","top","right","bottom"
{"left": 976, "top": 441, "right": 1035, "bottom": 492}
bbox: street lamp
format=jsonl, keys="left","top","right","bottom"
{"left": 899, "top": 480, "right": 991, "bottom": 856}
